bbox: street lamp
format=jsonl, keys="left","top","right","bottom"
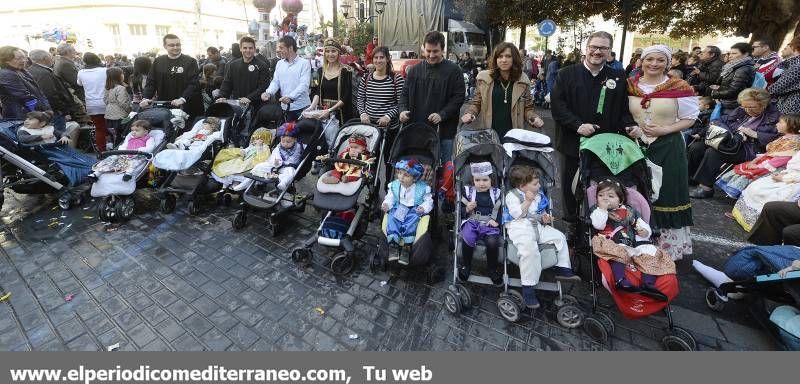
{"left": 341, "top": 0, "right": 387, "bottom": 23}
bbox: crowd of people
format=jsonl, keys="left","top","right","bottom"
{"left": 2, "top": 27, "right": 800, "bottom": 347}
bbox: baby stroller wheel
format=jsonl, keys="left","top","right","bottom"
{"left": 663, "top": 327, "right": 696, "bottom": 351}
{"left": 444, "top": 286, "right": 462, "bottom": 315}
{"left": 160, "top": 194, "right": 177, "bottom": 214}
{"left": 58, "top": 194, "right": 73, "bottom": 210}
{"left": 98, "top": 197, "right": 114, "bottom": 222}
{"left": 508, "top": 290, "right": 525, "bottom": 309}
{"left": 116, "top": 196, "right": 135, "bottom": 221}
{"left": 555, "top": 304, "right": 585, "bottom": 329}
{"left": 369, "top": 251, "right": 386, "bottom": 273}
{"left": 187, "top": 200, "right": 200, "bottom": 215}
{"left": 330, "top": 252, "right": 355, "bottom": 275}
{"left": 705, "top": 287, "right": 726, "bottom": 312}
{"left": 454, "top": 283, "right": 471, "bottom": 309}
{"left": 583, "top": 315, "right": 609, "bottom": 342}
{"left": 497, "top": 293, "right": 521, "bottom": 322}
{"left": 554, "top": 294, "right": 579, "bottom": 307}
{"left": 232, "top": 211, "right": 247, "bottom": 230}
{"left": 291, "top": 248, "right": 312, "bottom": 267}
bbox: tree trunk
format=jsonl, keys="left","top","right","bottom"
{"left": 519, "top": 24, "right": 526, "bottom": 50}
{"left": 740, "top": 0, "right": 800, "bottom": 48}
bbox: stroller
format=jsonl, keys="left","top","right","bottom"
{"left": 291, "top": 120, "right": 384, "bottom": 275}
{"left": 372, "top": 122, "right": 443, "bottom": 282}
{"left": 445, "top": 129, "right": 584, "bottom": 325}
{"left": 152, "top": 103, "right": 234, "bottom": 215}
{"left": 704, "top": 246, "right": 800, "bottom": 350}
{"left": 575, "top": 133, "right": 696, "bottom": 350}
{"left": 231, "top": 118, "right": 330, "bottom": 236}
{"left": 91, "top": 105, "right": 175, "bottom": 222}
{"left": 213, "top": 99, "right": 251, "bottom": 148}
{"left": 0, "top": 119, "right": 94, "bottom": 211}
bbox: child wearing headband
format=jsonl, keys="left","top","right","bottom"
{"left": 459, "top": 162, "right": 503, "bottom": 285}
{"left": 590, "top": 179, "right": 675, "bottom": 301}
{"left": 381, "top": 158, "right": 433, "bottom": 265}
{"left": 321, "top": 134, "right": 373, "bottom": 184}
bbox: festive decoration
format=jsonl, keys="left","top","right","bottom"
{"left": 252, "top": 0, "right": 276, "bottom": 13}
{"left": 281, "top": 0, "right": 303, "bottom": 14}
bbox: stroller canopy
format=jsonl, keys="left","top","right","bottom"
{"left": 453, "top": 128, "right": 504, "bottom": 177}
{"left": 206, "top": 101, "right": 245, "bottom": 120}
{"left": 579, "top": 133, "right": 644, "bottom": 176}
{"left": 502, "top": 130, "right": 557, "bottom": 188}
{"left": 388, "top": 122, "right": 439, "bottom": 166}
{"left": 333, "top": 122, "right": 381, "bottom": 155}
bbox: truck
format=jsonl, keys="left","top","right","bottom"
{"left": 378, "top": 0, "right": 488, "bottom": 67}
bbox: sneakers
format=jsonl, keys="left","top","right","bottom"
{"left": 458, "top": 266, "right": 470, "bottom": 282}
{"left": 86, "top": 173, "right": 99, "bottom": 183}
{"left": 398, "top": 246, "right": 410, "bottom": 265}
{"left": 553, "top": 266, "right": 581, "bottom": 282}
{"left": 689, "top": 186, "right": 714, "bottom": 199}
{"left": 166, "top": 143, "right": 178, "bottom": 150}
{"left": 521, "top": 285, "right": 540, "bottom": 309}
{"left": 122, "top": 173, "right": 132, "bottom": 182}
{"left": 489, "top": 271, "right": 504, "bottom": 287}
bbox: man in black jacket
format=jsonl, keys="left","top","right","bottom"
{"left": 216, "top": 36, "right": 271, "bottom": 139}
{"left": 688, "top": 46, "right": 724, "bottom": 96}
{"left": 399, "top": 31, "right": 465, "bottom": 164}
{"left": 140, "top": 34, "right": 202, "bottom": 122}
{"left": 551, "top": 31, "right": 640, "bottom": 222}
{"left": 28, "top": 49, "right": 77, "bottom": 142}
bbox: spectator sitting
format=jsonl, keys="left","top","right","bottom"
{"left": 767, "top": 36, "right": 800, "bottom": 115}
{"left": 683, "top": 96, "right": 715, "bottom": 144}
{"left": 27, "top": 49, "right": 77, "bottom": 143}
{"left": 687, "top": 88, "right": 780, "bottom": 198}
{"left": 710, "top": 42, "right": 755, "bottom": 117}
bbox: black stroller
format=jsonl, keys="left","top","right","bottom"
{"left": 154, "top": 102, "right": 237, "bottom": 215}
{"left": 291, "top": 120, "right": 385, "bottom": 275}
{"left": 0, "top": 120, "right": 94, "bottom": 211}
{"left": 232, "top": 118, "right": 329, "bottom": 236}
{"left": 371, "top": 122, "right": 444, "bottom": 282}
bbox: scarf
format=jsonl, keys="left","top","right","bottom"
{"left": 754, "top": 52, "right": 779, "bottom": 67}
{"left": 720, "top": 56, "right": 753, "bottom": 80}
{"left": 278, "top": 142, "right": 303, "bottom": 167}
{"left": 626, "top": 75, "right": 696, "bottom": 109}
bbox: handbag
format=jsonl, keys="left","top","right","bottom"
{"left": 704, "top": 124, "right": 728, "bottom": 149}
{"left": 645, "top": 158, "right": 663, "bottom": 201}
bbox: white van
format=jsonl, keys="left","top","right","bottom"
{"left": 447, "top": 19, "right": 488, "bottom": 66}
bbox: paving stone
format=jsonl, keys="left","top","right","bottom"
{"left": 200, "top": 328, "right": 233, "bottom": 351}
{"left": 113, "top": 308, "right": 143, "bottom": 331}
{"left": 227, "top": 322, "right": 260, "bottom": 349}
{"left": 128, "top": 324, "right": 158, "bottom": 348}
{"left": 0, "top": 327, "right": 27, "bottom": 349}
{"left": 190, "top": 296, "right": 219, "bottom": 317}
{"left": 154, "top": 318, "right": 185, "bottom": 342}
{"left": 18, "top": 310, "right": 47, "bottom": 332}
{"left": 55, "top": 318, "right": 86, "bottom": 343}
{"left": 165, "top": 300, "right": 196, "bottom": 321}
{"left": 141, "top": 338, "right": 171, "bottom": 351}
{"left": 138, "top": 305, "right": 170, "bottom": 326}
{"left": 208, "top": 310, "right": 239, "bottom": 332}
{"left": 151, "top": 289, "right": 180, "bottom": 307}
{"left": 172, "top": 333, "right": 205, "bottom": 351}
{"left": 66, "top": 333, "right": 99, "bottom": 351}
{"left": 81, "top": 314, "right": 115, "bottom": 336}
{"left": 198, "top": 281, "right": 226, "bottom": 298}
{"left": 233, "top": 306, "right": 264, "bottom": 327}
{"left": 183, "top": 313, "right": 214, "bottom": 336}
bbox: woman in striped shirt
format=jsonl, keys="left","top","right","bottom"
{"left": 358, "top": 46, "right": 404, "bottom": 181}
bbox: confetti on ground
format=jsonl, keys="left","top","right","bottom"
{"left": 83, "top": 216, "right": 94, "bottom": 219}
{"left": 0, "top": 292, "right": 10, "bottom": 302}
{"left": 348, "top": 334, "right": 359, "bottom": 340}
{"left": 48, "top": 222, "right": 61, "bottom": 229}
{"left": 64, "top": 293, "right": 76, "bottom": 302}
{"left": 35, "top": 219, "right": 44, "bottom": 223}
{"left": 60, "top": 215, "right": 67, "bottom": 218}
{"left": 314, "top": 307, "right": 325, "bottom": 316}
{"left": 380, "top": 281, "right": 387, "bottom": 286}
{"left": 106, "top": 343, "right": 120, "bottom": 351}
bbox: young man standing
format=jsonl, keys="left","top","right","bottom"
{"left": 140, "top": 34, "right": 203, "bottom": 121}
{"left": 752, "top": 38, "right": 782, "bottom": 86}
{"left": 261, "top": 35, "right": 311, "bottom": 122}
{"left": 399, "top": 31, "right": 465, "bottom": 164}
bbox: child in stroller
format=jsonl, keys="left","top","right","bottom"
{"left": 458, "top": 161, "right": 503, "bottom": 285}
{"left": 381, "top": 158, "right": 433, "bottom": 265}
{"left": 18, "top": 111, "right": 71, "bottom": 146}
{"left": 210, "top": 127, "right": 272, "bottom": 193}
{"left": 319, "top": 134, "right": 372, "bottom": 184}
{"left": 505, "top": 164, "right": 578, "bottom": 309}
{"left": 167, "top": 117, "right": 221, "bottom": 150}
{"left": 590, "top": 179, "right": 674, "bottom": 301}
{"left": 88, "top": 119, "right": 156, "bottom": 182}
{"left": 253, "top": 121, "right": 305, "bottom": 192}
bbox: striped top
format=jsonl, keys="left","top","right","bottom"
{"left": 357, "top": 71, "right": 404, "bottom": 121}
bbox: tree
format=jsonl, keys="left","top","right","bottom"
{"left": 454, "top": 0, "right": 800, "bottom": 50}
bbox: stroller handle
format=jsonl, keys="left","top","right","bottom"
{"left": 98, "top": 150, "right": 154, "bottom": 160}
{"left": 320, "top": 157, "right": 372, "bottom": 168}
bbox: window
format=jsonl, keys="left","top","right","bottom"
{"left": 129, "top": 24, "right": 147, "bottom": 36}
{"left": 155, "top": 25, "right": 170, "bottom": 37}
{"left": 107, "top": 24, "right": 121, "bottom": 47}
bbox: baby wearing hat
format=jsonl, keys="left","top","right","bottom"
{"left": 458, "top": 162, "right": 504, "bottom": 285}
{"left": 381, "top": 158, "right": 433, "bottom": 265}
{"left": 253, "top": 122, "right": 306, "bottom": 191}
{"left": 320, "top": 134, "right": 373, "bottom": 184}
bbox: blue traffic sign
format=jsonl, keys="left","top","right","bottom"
{"left": 538, "top": 19, "right": 557, "bottom": 37}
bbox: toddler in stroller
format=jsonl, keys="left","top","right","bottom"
{"left": 505, "top": 164, "right": 578, "bottom": 309}
{"left": 17, "top": 111, "right": 72, "bottom": 146}
{"left": 167, "top": 117, "right": 221, "bottom": 150}
{"left": 210, "top": 127, "right": 272, "bottom": 193}
{"left": 590, "top": 179, "right": 674, "bottom": 301}
{"left": 381, "top": 158, "right": 433, "bottom": 265}
{"left": 319, "top": 134, "right": 372, "bottom": 184}
{"left": 458, "top": 161, "right": 503, "bottom": 285}
{"left": 88, "top": 120, "right": 157, "bottom": 182}
{"left": 254, "top": 121, "right": 306, "bottom": 191}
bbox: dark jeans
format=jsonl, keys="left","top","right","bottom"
{"left": 285, "top": 107, "right": 308, "bottom": 123}
{"left": 748, "top": 201, "right": 800, "bottom": 246}
{"left": 52, "top": 112, "right": 66, "bottom": 133}
{"left": 687, "top": 141, "right": 748, "bottom": 187}
{"left": 561, "top": 154, "right": 579, "bottom": 222}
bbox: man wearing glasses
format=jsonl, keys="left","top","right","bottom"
{"left": 752, "top": 39, "right": 782, "bottom": 86}
{"left": 140, "top": 34, "right": 203, "bottom": 121}
{"left": 551, "top": 31, "right": 640, "bottom": 223}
